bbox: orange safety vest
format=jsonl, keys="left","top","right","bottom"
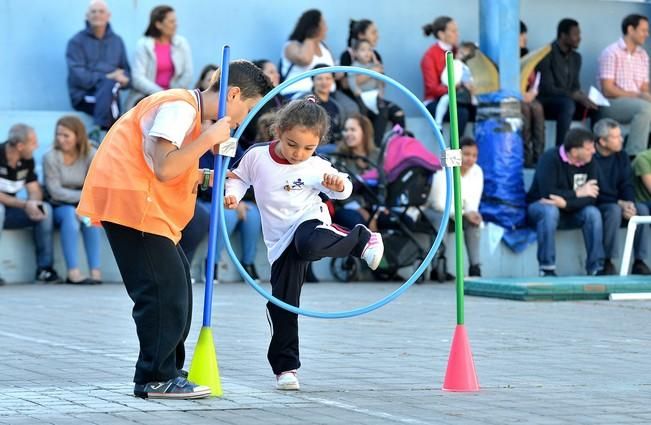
{"left": 77, "top": 89, "right": 203, "bottom": 244}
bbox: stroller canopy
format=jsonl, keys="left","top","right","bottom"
{"left": 363, "top": 131, "right": 441, "bottom": 183}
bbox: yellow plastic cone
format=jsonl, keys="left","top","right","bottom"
{"left": 188, "top": 326, "right": 222, "bottom": 396}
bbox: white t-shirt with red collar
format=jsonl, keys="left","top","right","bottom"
{"left": 225, "top": 141, "right": 353, "bottom": 264}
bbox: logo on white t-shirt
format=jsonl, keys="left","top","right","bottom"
{"left": 284, "top": 178, "right": 305, "bottom": 192}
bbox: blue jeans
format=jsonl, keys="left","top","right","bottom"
{"left": 0, "top": 202, "right": 54, "bottom": 269}
{"left": 53, "top": 205, "right": 101, "bottom": 270}
{"left": 598, "top": 202, "right": 649, "bottom": 261}
{"left": 527, "top": 202, "right": 604, "bottom": 274}
{"left": 180, "top": 199, "right": 261, "bottom": 266}
{"left": 539, "top": 95, "right": 576, "bottom": 147}
{"left": 334, "top": 208, "right": 366, "bottom": 230}
{"left": 73, "top": 77, "right": 120, "bottom": 129}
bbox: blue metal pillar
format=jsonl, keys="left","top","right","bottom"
{"left": 479, "top": 0, "right": 520, "bottom": 94}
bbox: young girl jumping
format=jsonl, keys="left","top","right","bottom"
{"left": 224, "top": 97, "right": 384, "bottom": 390}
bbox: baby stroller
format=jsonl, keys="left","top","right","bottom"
{"left": 328, "top": 127, "right": 449, "bottom": 282}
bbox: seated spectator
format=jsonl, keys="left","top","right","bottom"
{"left": 195, "top": 64, "right": 218, "bottom": 90}
{"left": 44, "top": 116, "right": 102, "bottom": 284}
{"left": 125, "top": 5, "right": 193, "bottom": 110}
{"left": 308, "top": 65, "right": 346, "bottom": 153}
{"left": 434, "top": 41, "right": 476, "bottom": 127}
{"left": 340, "top": 18, "right": 382, "bottom": 98}
{"left": 180, "top": 127, "right": 263, "bottom": 283}
{"left": 633, "top": 148, "right": 651, "bottom": 207}
{"left": 0, "top": 124, "right": 59, "bottom": 284}
{"left": 254, "top": 59, "right": 281, "bottom": 88}
{"left": 279, "top": 9, "right": 334, "bottom": 99}
{"left": 66, "top": 0, "right": 130, "bottom": 133}
{"left": 598, "top": 14, "right": 651, "bottom": 157}
{"left": 347, "top": 39, "right": 405, "bottom": 144}
{"left": 332, "top": 114, "right": 378, "bottom": 230}
{"left": 526, "top": 128, "right": 604, "bottom": 276}
{"left": 593, "top": 118, "right": 651, "bottom": 275}
{"left": 520, "top": 21, "right": 545, "bottom": 168}
{"left": 421, "top": 16, "right": 475, "bottom": 137}
{"left": 424, "top": 137, "right": 483, "bottom": 277}
{"left": 536, "top": 18, "right": 597, "bottom": 147}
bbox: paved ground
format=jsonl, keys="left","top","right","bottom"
{"left": 0, "top": 280, "right": 650, "bottom": 425}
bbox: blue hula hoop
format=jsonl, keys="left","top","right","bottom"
{"left": 220, "top": 65, "right": 452, "bottom": 319}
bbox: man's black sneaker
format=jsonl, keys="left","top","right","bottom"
{"left": 468, "top": 264, "right": 481, "bottom": 277}
{"left": 133, "top": 377, "right": 210, "bottom": 399}
{"left": 0, "top": 276, "right": 5, "bottom": 286}
{"left": 242, "top": 263, "right": 260, "bottom": 281}
{"left": 632, "top": 260, "right": 651, "bottom": 275}
{"left": 598, "top": 259, "right": 617, "bottom": 276}
{"left": 178, "top": 369, "right": 188, "bottom": 378}
{"left": 539, "top": 269, "right": 557, "bottom": 277}
{"left": 36, "top": 267, "right": 61, "bottom": 283}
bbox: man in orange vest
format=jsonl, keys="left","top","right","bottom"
{"left": 77, "top": 60, "right": 273, "bottom": 399}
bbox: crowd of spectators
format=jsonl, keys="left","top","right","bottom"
{"left": 2, "top": 1, "right": 651, "bottom": 284}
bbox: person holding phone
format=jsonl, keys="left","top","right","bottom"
{"left": 0, "top": 124, "right": 60, "bottom": 284}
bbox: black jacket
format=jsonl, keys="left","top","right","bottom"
{"left": 527, "top": 147, "right": 599, "bottom": 212}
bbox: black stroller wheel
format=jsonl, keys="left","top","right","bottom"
{"left": 330, "top": 257, "right": 360, "bottom": 282}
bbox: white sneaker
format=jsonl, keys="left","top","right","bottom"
{"left": 361, "top": 232, "right": 384, "bottom": 270}
{"left": 276, "top": 370, "right": 300, "bottom": 390}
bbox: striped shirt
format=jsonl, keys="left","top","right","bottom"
{"left": 598, "top": 38, "right": 649, "bottom": 94}
{"left": 0, "top": 142, "right": 37, "bottom": 195}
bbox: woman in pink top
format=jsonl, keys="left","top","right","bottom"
{"left": 126, "top": 5, "right": 193, "bottom": 109}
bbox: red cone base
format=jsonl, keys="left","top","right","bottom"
{"left": 442, "top": 324, "right": 479, "bottom": 392}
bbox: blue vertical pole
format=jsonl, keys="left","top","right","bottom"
{"left": 498, "top": 0, "right": 520, "bottom": 93}
{"left": 479, "top": 0, "right": 500, "bottom": 65}
{"left": 479, "top": 0, "right": 520, "bottom": 93}
{"left": 202, "top": 45, "right": 230, "bottom": 327}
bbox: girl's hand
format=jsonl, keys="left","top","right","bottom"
{"left": 224, "top": 195, "right": 239, "bottom": 209}
{"left": 322, "top": 173, "right": 345, "bottom": 192}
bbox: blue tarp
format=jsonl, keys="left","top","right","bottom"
{"left": 475, "top": 91, "right": 534, "bottom": 252}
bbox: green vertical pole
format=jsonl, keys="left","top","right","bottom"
{"left": 445, "top": 51, "right": 465, "bottom": 326}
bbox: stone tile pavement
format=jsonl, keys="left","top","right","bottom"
{"left": 0, "top": 281, "right": 650, "bottom": 424}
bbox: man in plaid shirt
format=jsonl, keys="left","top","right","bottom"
{"left": 598, "top": 14, "right": 651, "bottom": 157}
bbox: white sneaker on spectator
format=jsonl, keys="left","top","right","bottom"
{"left": 276, "top": 370, "right": 300, "bottom": 390}
{"left": 361, "top": 232, "right": 384, "bottom": 270}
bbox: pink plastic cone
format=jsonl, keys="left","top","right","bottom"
{"left": 442, "top": 324, "right": 479, "bottom": 391}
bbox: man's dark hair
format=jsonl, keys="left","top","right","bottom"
{"left": 621, "top": 14, "right": 649, "bottom": 35}
{"left": 563, "top": 128, "right": 594, "bottom": 151}
{"left": 557, "top": 18, "right": 579, "bottom": 39}
{"left": 208, "top": 60, "right": 273, "bottom": 99}
{"left": 520, "top": 20, "right": 527, "bottom": 34}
